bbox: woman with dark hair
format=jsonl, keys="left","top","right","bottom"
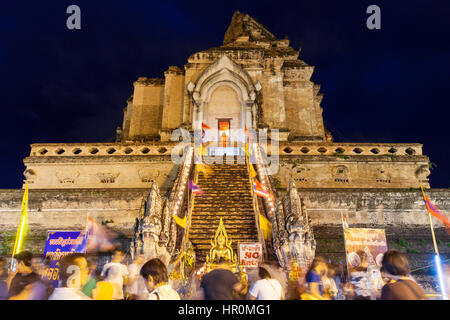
{"left": 248, "top": 266, "right": 283, "bottom": 300}
{"left": 379, "top": 250, "right": 427, "bottom": 300}
{"left": 139, "top": 258, "right": 180, "bottom": 300}
{"left": 302, "top": 257, "right": 329, "bottom": 300}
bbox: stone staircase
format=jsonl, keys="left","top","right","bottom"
{"left": 189, "top": 157, "right": 259, "bottom": 263}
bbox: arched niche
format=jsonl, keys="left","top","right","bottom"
{"left": 188, "top": 55, "right": 261, "bottom": 137}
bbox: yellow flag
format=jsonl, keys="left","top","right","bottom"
{"left": 259, "top": 213, "right": 272, "bottom": 240}
{"left": 249, "top": 163, "right": 258, "bottom": 178}
{"left": 13, "top": 182, "right": 29, "bottom": 255}
{"left": 173, "top": 214, "right": 186, "bottom": 229}
{"left": 196, "top": 163, "right": 213, "bottom": 176}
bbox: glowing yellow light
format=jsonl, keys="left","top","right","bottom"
{"left": 12, "top": 182, "right": 29, "bottom": 260}
{"left": 15, "top": 214, "right": 27, "bottom": 254}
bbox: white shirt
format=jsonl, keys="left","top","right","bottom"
{"left": 249, "top": 278, "right": 283, "bottom": 300}
{"left": 49, "top": 287, "right": 91, "bottom": 300}
{"left": 126, "top": 263, "right": 146, "bottom": 296}
{"left": 147, "top": 284, "right": 180, "bottom": 300}
{"left": 101, "top": 262, "right": 128, "bottom": 299}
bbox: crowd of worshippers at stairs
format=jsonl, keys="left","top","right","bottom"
{"left": 0, "top": 248, "right": 441, "bottom": 300}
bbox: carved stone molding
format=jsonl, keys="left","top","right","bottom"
{"left": 96, "top": 172, "right": 120, "bottom": 184}
{"left": 56, "top": 170, "right": 80, "bottom": 184}
{"left": 138, "top": 167, "right": 160, "bottom": 183}
{"left": 376, "top": 168, "right": 391, "bottom": 184}
{"left": 415, "top": 164, "right": 430, "bottom": 183}
{"left": 332, "top": 165, "right": 349, "bottom": 183}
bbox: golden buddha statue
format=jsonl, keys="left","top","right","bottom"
{"left": 183, "top": 241, "right": 196, "bottom": 277}
{"left": 288, "top": 260, "right": 304, "bottom": 281}
{"left": 206, "top": 218, "right": 236, "bottom": 265}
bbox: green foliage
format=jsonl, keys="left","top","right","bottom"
{"left": 398, "top": 237, "right": 410, "bottom": 248}
{"left": 0, "top": 232, "right": 13, "bottom": 256}
{"left": 447, "top": 242, "right": 450, "bottom": 248}
{"left": 384, "top": 154, "right": 396, "bottom": 162}
{"left": 291, "top": 159, "right": 302, "bottom": 169}
{"left": 102, "top": 219, "right": 114, "bottom": 225}
{"left": 333, "top": 153, "right": 349, "bottom": 160}
{"left": 406, "top": 248, "right": 419, "bottom": 254}
{"left": 418, "top": 239, "right": 425, "bottom": 247}
{"left": 272, "top": 178, "right": 281, "bottom": 189}
{"left": 437, "top": 239, "right": 442, "bottom": 245}
{"left": 428, "top": 162, "right": 437, "bottom": 171}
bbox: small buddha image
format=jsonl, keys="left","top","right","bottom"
{"left": 289, "top": 260, "right": 303, "bottom": 281}
{"left": 221, "top": 132, "right": 228, "bottom": 147}
{"left": 212, "top": 233, "right": 233, "bottom": 262}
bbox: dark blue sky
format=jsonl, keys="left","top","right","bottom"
{"left": 1, "top": 1, "right": 449, "bottom": 188}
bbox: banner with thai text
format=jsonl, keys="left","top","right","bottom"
{"left": 42, "top": 230, "right": 88, "bottom": 287}
{"left": 238, "top": 242, "right": 263, "bottom": 268}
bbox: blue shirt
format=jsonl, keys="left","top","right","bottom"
{"left": 306, "top": 270, "right": 323, "bottom": 295}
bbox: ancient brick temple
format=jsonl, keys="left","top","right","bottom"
{"left": 1, "top": 11, "right": 449, "bottom": 290}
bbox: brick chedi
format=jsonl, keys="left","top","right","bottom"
{"left": 0, "top": 11, "right": 448, "bottom": 292}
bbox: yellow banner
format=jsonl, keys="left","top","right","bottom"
{"left": 343, "top": 228, "right": 387, "bottom": 274}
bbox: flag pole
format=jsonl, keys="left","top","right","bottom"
{"left": 10, "top": 182, "right": 29, "bottom": 270}
{"left": 420, "top": 185, "right": 440, "bottom": 256}
{"left": 420, "top": 184, "right": 448, "bottom": 300}
{"left": 341, "top": 211, "right": 350, "bottom": 281}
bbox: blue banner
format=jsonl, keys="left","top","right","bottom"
{"left": 42, "top": 230, "right": 88, "bottom": 287}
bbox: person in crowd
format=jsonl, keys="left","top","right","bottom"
{"left": 248, "top": 266, "right": 283, "bottom": 300}
{"left": 322, "top": 264, "right": 338, "bottom": 299}
{"left": 48, "top": 253, "right": 91, "bottom": 300}
{"left": 101, "top": 249, "right": 128, "bottom": 300}
{"left": 28, "top": 256, "right": 54, "bottom": 300}
{"left": 7, "top": 251, "right": 41, "bottom": 299}
{"left": 126, "top": 254, "right": 146, "bottom": 300}
{"left": 444, "top": 264, "right": 450, "bottom": 300}
{"left": 0, "top": 258, "right": 8, "bottom": 300}
{"left": 200, "top": 258, "right": 246, "bottom": 300}
{"left": 302, "top": 256, "right": 329, "bottom": 300}
{"left": 31, "top": 256, "right": 44, "bottom": 275}
{"left": 333, "top": 263, "right": 346, "bottom": 300}
{"left": 378, "top": 250, "right": 427, "bottom": 300}
{"left": 139, "top": 258, "right": 180, "bottom": 300}
{"left": 342, "top": 281, "right": 355, "bottom": 300}
{"left": 333, "top": 263, "right": 344, "bottom": 289}
{"left": 82, "top": 256, "right": 99, "bottom": 298}
{"left": 92, "top": 269, "right": 114, "bottom": 300}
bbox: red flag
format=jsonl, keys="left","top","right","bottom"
{"left": 253, "top": 179, "right": 270, "bottom": 198}
{"left": 245, "top": 125, "right": 255, "bottom": 140}
{"left": 421, "top": 187, "right": 450, "bottom": 233}
{"left": 189, "top": 180, "right": 205, "bottom": 195}
{"left": 201, "top": 122, "right": 211, "bottom": 130}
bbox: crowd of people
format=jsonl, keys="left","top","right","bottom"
{"left": 0, "top": 249, "right": 440, "bottom": 300}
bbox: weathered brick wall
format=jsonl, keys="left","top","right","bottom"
{"left": 1, "top": 187, "right": 448, "bottom": 292}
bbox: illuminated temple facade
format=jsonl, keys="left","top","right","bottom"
{"left": 1, "top": 12, "right": 448, "bottom": 289}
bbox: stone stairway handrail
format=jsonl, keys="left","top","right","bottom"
{"left": 246, "top": 147, "right": 267, "bottom": 260}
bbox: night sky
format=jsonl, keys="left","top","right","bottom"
{"left": 1, "top": 1, "right": 449, "bottom": 189}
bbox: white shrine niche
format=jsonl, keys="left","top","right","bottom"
{"left": 189, "top": 55, "right": 260, "bottom": 145}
